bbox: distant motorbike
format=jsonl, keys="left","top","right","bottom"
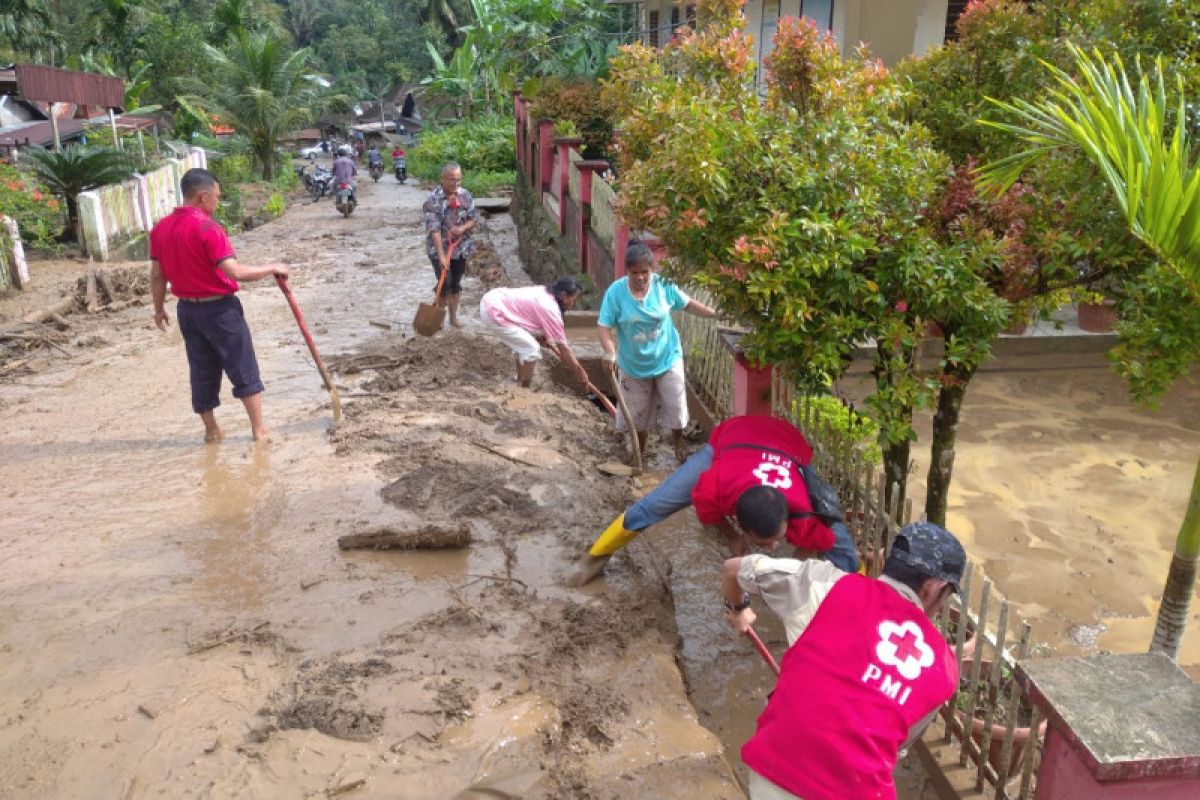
{"left": 369, "top": 161, "right": 383, "bottom": 182}
{"left": 334, "top": 180, "right": 356, "bottom": 217}
{"left": 309, "top": 166, "right": 333, "bottom": 202}
{"left": 394, "top": 158, "right": 407, "bottom": 183}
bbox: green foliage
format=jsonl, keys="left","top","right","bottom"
{"left": 607, "top": 6, "right": 1005, "bottom": 456}
{"left": 408, "top": 116, "right": 515, "bottom": 180}
{"left": 183, "top": 32, "right": 316, "bottom": 180}
{"left": 20, "top": 146, "right": 136, "bottom": 242}
{"left": 461, "top": 170, "right": 515, "bottom": 196}
{"left": 422, "top": 0, "right": 625, "bottom": 119}
{"left": 0, "top": 163, "right": 65, "bottom": 250}
{"left": 264, "top": 192, "right": 286, "bottom": 218}
{"left": 798, "top": 395, "right": 882, "bottom": 466}
{"left": 527, "top": 78, "right": 615, "bottom": 158}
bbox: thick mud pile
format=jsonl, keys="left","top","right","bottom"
{"left": 291, "top": 330, "right": 742, "bottom": 796}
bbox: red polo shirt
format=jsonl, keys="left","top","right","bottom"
{"left": 149, "top": 206, "right": 239, "bottom": 298}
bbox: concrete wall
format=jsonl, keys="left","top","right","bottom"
{"left": 1, "top": 215, "right": 30, "bottom": 291}
{"left": 78, "top": 147, "right": 208, "bottom": 261}
{"left": 512, "top": 177, "right": 578, "bottom": 288}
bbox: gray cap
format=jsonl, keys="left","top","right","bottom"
{"left": 887, "top": 522, "right": 966, "bottom": 593}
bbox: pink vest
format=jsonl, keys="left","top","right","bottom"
{"left": 742, "top": 575, "right": 958, "bottom": 800}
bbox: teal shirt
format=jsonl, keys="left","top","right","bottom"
{"left": 598, "top": 274, "right": 690, "bottom": 379}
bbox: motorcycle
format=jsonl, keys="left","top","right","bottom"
{"left": 369, "top": 161, "right": 383, "bottom": 182}
{"left": 334, "top": 181, "right": 357, "bottom": 217}
{"left": 394, "top": 158, "right": 407, "bottom": 183}
{"left": 309, "top": 166, "right": 333, "bottom": 202}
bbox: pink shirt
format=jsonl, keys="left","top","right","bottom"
{"left": 742, "top": 574, "right": 957, "bottom": 799}
{"left": 149, "top": 206, "right": 238, "bottom": 298}
{"left": 480, "top": 286, "right": 567, "bottom": 344}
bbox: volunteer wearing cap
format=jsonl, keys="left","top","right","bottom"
{"left": 571, "top": 414, "right": 860, "bottom": 585}
{"left": 722, "top": 522, "right": 966, "bottom": 800}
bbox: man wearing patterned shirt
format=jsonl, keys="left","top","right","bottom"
{"left": 422, "top": 162, "right": 477, "bottom": 328}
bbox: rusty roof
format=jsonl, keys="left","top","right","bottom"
{"left": 13, "top": 64, "right": 124, "bottom": 110}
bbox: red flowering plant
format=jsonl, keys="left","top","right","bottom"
{"left": 604, "top": 1, "right": 1007, "bottom": 509}
{"left": 0, "top": 163, "right": 65, "bottom": 251}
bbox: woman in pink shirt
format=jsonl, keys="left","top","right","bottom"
{"left": 479, "top": 277, "right": 590, "bottom": 389}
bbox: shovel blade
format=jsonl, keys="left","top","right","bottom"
{"left": 412, "top": 301, "right": 445, "bottom": 337}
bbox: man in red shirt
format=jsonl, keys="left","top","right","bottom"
{"left": 150, "top": 168, "right": 288, "bottom": 442}
{"left": 723, "top": 522, "right": 965, "bottom": 799}
{"left": 571, "top": 415, "right": 858, "bottom": 584}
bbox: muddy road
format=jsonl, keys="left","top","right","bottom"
{"left": 0, "top": 176, "right": 744, "bottom": 798}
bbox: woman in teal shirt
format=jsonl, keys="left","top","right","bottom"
{"left": 598, "top": 242, "right": 717, "bottom": 462}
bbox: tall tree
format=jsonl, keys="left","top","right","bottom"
{"left": 0, "top": 0, "right": 59, "bottom": 58}
{"left": 187, "top": 33, "right": 315, "bottom": 179}
{"left": 980, "top": 46, "right": 1200, "bottom": 660}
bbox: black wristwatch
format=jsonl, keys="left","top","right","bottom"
{"left": 724, "top": 593, "right": 752, "bottom": 612}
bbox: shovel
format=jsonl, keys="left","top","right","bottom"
{"left": 413, "top": 239, "right": 458, "bottom": 336}
{"left": 276, "top": 275, "right": 342, "bottom": 423}
{"left": 745, "top": 625, "right": 780, "bottom": 676}
{"left": 607, "top": 365, "right": 643, "bottom": 475}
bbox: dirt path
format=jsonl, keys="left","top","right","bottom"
{"left": 0, "top": 177, "right": 742, "bottom": 798}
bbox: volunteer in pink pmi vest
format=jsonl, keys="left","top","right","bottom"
{"left": 723, "top": 522, "right": 966, "bottom": 800}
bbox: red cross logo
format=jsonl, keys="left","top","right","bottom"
{"left": 876, "top": 620, "right": 935, "bottom": 680}
{"left": 888, "top": 628, "right": 923, "bottom": 662}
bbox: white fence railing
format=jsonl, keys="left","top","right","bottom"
{"left": 79, "top": 147, "right": 208, "bottom": 260}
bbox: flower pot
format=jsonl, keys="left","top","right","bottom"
{"left": 1002, "top": 313, "right": 1029, "bottom": 335}
{"left": 1077, "top": 300, "right": 1118, "bottom": 333}
{"left": 957, "top": 659, "right": 1047, "bottom": 780}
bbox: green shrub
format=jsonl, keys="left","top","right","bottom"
{"left": 409, "top": 116, "right": 515, "bottom": 182}
{"left": 265, "top": 193, "right": 286, "bottom": 218}
{"left": 527, "top": 78, "right": 615, "bottom": 160}
{"left": 462, "top": 170, "right": 516, "bottom": 197}
{"left": 795, "top": 395, "right": 883, "bottom": 466}
{"left": 0, "top": 163, "right": 65, "bottom": 250}
{"left": 209, "top": 153, "right": 253, "bottom": 187}
{"left": 214, "top": 184, "right": 244, "bottom": 230}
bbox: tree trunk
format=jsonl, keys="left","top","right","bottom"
{"left": 874, "top": 340, "right": 917, "bottom": 512}
{"left": 66, "top": 195, "right": 82, "bottom": 250}
{"left": 925, "top": 363, "right": 977, "bottom": 527}
{"left": 1149, "top": 456, "right": 1200, "bottom": 660}
{"left": 259, "top": 146, "right": 274, "bottom": 181}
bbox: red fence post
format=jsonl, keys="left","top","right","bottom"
{"left": 1017, "top": 653, "right": 1200, "bottom": 800}
{"left": 733, "top": 354, "right": 774, "bottom": 416}
{"left": 574, "top": 160, "right": 609, "bottom": 274}
{"left": 554, "top": 136, "right": 582, "bottom": 233}
{"left": 513, "top": 92, "right": 524, "bottom": 174}
{"left": 537, "top": 120, "right": 555, "bottom": 194}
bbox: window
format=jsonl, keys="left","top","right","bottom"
{"left": 801, "top": 0, "right": 834, "bottom": 32}
{"left": 649, "top": 10, "right": 660, "bottom": 47}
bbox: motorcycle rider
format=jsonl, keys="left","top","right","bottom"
{"left": 367, "top": 145, "right": 383, "bottom": 180}
{"left": 332, "top": 145, "right": 358, "bottom": 203}
{"left": 390, "top": 145, "right": 405, "bottom": 162}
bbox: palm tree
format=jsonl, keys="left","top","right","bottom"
{"left": 187, "top": 33, "right": 315, "bottom": 180}
{"left": 0, "top": 0, "right": 58, "bottom": 58}
{"left": 22, "top": 146, "right": 136, "bottom": 250}
{"left": 979, "top": 46, "right": 1200, "bottom": 660}
{"left": 283, "top": 0, "right": 326, "bottom": 48}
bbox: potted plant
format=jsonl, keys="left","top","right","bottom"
{"left": 1074, "top": 287, "right": 1119, "bottom": 333}
{"left": 954, "top": 659, "right": 1047, "bottom": 781}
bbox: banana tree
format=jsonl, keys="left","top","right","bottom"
{"left": 979, "top": 45, "right": 1200, "bottom": 660}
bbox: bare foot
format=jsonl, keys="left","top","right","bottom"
{"left": 204, "top": 428, "right": 224, "bottom": 443}
{"left": 449, "top": 318, "right": 463, "bottom": 328}
{"left": 252, "top": 428, "right": 271, "bottom": 442}
{"left": 567, "top": 554, "right": 612, "bottom": 587}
